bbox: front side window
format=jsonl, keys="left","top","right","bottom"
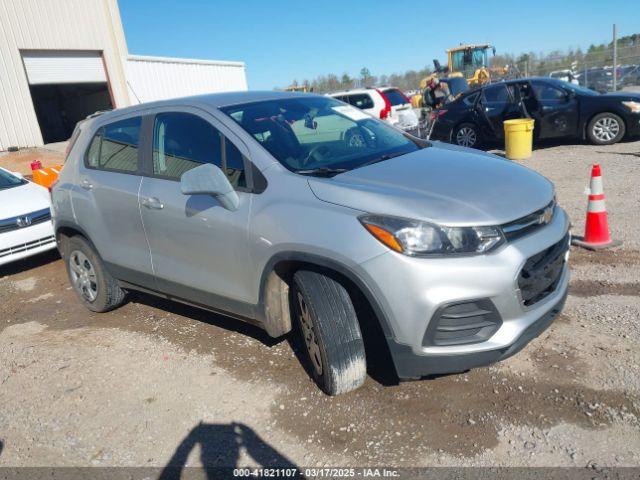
{"left": 221, "top": 96, "right": 421, "bottom": 174}
{"left": 86, "top": 116, "right": 141, "bottom": 172}
{"left": 532, "top": 82, "right": 567, "bottom": 101}
{"left": 153, "top": 112, "right": 246, "bottom": 187}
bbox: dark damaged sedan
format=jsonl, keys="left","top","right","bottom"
{"left": 430, "top": 77, "right": 640, "bottom": 147}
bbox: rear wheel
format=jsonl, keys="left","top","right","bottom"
{"left": 65, "top": 236, "right": 126, "bottom": 312}
{"left": 453, "top": 123, "right": 481, "bottom": 148}
{"left": 587, "top": 112, "right": 625, "bottom": 145}
{"left": 292, "top": 270, "right": 366, "bottom": 395}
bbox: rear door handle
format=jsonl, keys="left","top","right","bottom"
{"left": 141, "top": 196, "right": 164, "bottom": 210}
{"left": 80, "top": 179, "right": 93, "bottom": 190}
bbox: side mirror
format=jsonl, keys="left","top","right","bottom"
{"left": 180, "top": 163, "right": 239, "bottom": 211}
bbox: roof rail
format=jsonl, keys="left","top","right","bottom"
{"left": 85, "top": 109, "right": 112, "bottom": 119}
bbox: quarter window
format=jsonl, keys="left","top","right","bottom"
{"left": 152, "top": 112, "right": 246, "bottom": 188}
{"left": 86, "top": 116, "right": 141, "bottom": 172}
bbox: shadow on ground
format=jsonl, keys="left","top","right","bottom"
{"left": 158, "top": 422, "right": 303, "bottom": 479}
{"left": 0, "top": 250, "right": 60, "bottom": 277}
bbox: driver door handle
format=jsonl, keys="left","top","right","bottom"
{"left": 80, "top": 179, "right": 93, "bottom": 190}
{"left": 141, "top": 196, "right": 164, "bottom": 210}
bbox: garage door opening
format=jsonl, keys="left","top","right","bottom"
{"left": 22, "top": 50, "right": 113, "bottom": 144}
{"left": 29, "top": 83, "right": 112, "bottom": 144}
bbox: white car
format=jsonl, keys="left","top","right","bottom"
{"left": 549, "top": 70, "right": 579, "bottom": 85}
{"left": 0, "top": 167, "right": 56, "bottom": 266}
{"left": 328, "top": 87, "right": 419, "bottom": 132}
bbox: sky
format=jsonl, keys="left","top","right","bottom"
{"left": 119, "top": 0, "right": 639, "bottom": 90}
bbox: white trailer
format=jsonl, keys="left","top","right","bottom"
{"left": 126, "top": 55, "right": 248, "bottom": 104}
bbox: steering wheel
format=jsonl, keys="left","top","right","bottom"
{"left": 345, "top": 126, "right": 377, "bottom": 150}
{"left": 302, "top": 145, "right": 330, "bottom": 167}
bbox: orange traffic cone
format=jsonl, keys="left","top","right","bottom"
{"left": 572, "top": 163, "right": 622, "bottom": 250}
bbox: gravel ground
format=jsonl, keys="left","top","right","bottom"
{"left": 0, "top": 139, "right": 639, "bottom": 470}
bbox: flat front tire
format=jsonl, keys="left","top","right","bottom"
{"left": 587, "top": 112, "right": 625, "bottom": 145}
{"left": 292, "top": 270, "right": 366, "bottom": 395}
{"left": 65, "top": 236, "right": 126, "bottom": 312}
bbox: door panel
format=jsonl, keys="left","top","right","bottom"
{"left": 530, "top": 81, "right": 579, "bottom": 138}
{"left": 138, "top": 109, "right": 255, "bottom": 316}
{"left": 71, "top": 116, "right": 153, "bottom": 285}
{"left": 478, "top": 84, "right": 515, "bottom": 140}
{"left": 139, "top": 177, "right": 253, "bottom": 314}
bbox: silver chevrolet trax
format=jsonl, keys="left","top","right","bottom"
{"left": 52, "top": 91, "right": 570, "bottom": 395}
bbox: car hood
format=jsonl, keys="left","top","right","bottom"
{"left": 601, "top": 91, "right": 640, "bottom": 100}
{"left": 0, "top": 181, "right": 50, "bottom": 219}
{"left": 307, "top": 145, "right": 554, "bottom": 226}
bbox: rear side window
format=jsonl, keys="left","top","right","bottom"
{"left": 152, "top": 112, "right": 246, "bottom": 188}
{"left": 463, "top": 92, "right": 480, "bottom": 106}
{"left": 347, "top": 94, "right": 374, "bottom": 109}
{"left": 85, "top": 117, "right": 141, "bottom": 172}
{"left": 482, "top": 84, "right": 510, "bottom": 103}
{"left": 382, "top": 89, "right": 409, "bottom": 106}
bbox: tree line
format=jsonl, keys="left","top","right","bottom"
{"left": 280, "top": 33, "right": 640, "bottom": 93}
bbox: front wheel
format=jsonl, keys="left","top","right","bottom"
{"left": 292, "top": 270, "right": 366, "bottom": 395}
{"left": 587, "top": 112, "right": 625, "bottom": 145}
{"left": 453, "top": 123, "right": 481, "bottom": 148}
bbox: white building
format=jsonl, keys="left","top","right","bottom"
{"left": 0, "top": 0, "right": 248, "bottom": 151}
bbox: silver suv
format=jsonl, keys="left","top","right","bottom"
{"left": 52, "top": 92, "right": 570, "bottom": 395}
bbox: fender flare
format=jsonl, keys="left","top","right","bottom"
{"left": 256, "top": 251, "right": 395, "bottom": 339}
{"left": 54, "top": 220, "right": 100, "bottom": 259}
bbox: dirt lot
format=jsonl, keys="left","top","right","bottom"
{"left": 1, "top": 139, "right": 639, "bottom": 470}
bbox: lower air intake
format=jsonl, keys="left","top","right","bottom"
{"left": 423, "top": 299, "right": 502, "bottom": 347}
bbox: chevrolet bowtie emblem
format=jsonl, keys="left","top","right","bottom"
{"left": 539, "top": 207, "right": 553, "bottom": 225}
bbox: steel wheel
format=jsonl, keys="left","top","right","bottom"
{"left": 592, "top": 116, "right": 620, "bottom": 142}
{"left": 456, "top": 126, "right": 477, "bottom": 147}
{"left": 69, "top": 250, "right": 98, "bottom": 302}
{"left": 297, "top": 292, "right": 323, "bottom": 376}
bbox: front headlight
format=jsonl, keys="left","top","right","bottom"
{"left": 622, "top": 101, "right": 640, "bottom": 113}
{"left": 360, "top": 214, "right": 504, "bottom": 256}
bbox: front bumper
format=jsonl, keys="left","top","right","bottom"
{"left": 0, "top": 221, "right": 56, "bottom": 266}
{"left": 388, "top": 287, "right": 567, "bottom": 378}
{"left": 356, "top": 206, "right": 570, "bottom": 379}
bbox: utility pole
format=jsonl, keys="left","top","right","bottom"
{"left": 612, "top": 23, "right": 618, "bottom": 92}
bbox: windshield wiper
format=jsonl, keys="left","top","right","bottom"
{"left": 295, "top": 167, "right": 348, "bottom": 177}
{"left": 357, "top": 152, "right": 406, "bottom": 169}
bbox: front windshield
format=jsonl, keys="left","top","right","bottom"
{"left": 0, "top": 169, "right": 26, "bottom": 190}
{"left": 221, "top": 96, "right": 420, "bottom": 174}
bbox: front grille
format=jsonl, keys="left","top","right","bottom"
{"left": 0, "top": 235, "right": 56, "bottom": 259}
{"left": 0, "top": 208, "right": 51, "bottom": 233}
{"left": 423, "top": 299, "right": 502, "bottom": 346}
{"left": 502, "top": 201, "right": 555, "bottom": 241}
{"left": 518, "top": 234, "right": 569, "bottom": 307}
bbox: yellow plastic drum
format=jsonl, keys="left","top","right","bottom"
{"left": 503, "top": 119, "right": 534, "bottom": 160}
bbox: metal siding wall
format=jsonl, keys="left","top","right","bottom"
{"left": 0, "top": 0, "right": 130, "bottom": 150}
{"left": 126, "top": 57, "right": 248, "bottom": 104}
